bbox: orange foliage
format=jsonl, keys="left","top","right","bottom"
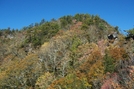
{"left": 108, "top": 46, "right": 127, "bottom": 60}
{"left": 47, "top": 76, "right": 64, "bottom": 89}
{"left": 87, "top": 59, "right": 104, "bottom": 83}
{"left": 48, "top": 73, "right": 89, "bottom": 89}
{"left": 78, "top": 47, "right": 104, "bottom": 87}
{"left": 87, "top": 46, "right": 103, "bottom": 64}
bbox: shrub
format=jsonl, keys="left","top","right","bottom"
{"left": 0, "top": 54, "right": 42, "bottom": 89}
{"left": 103, "top": 54, "right": 115, "bottom": 73}
{"left": 48, "top": 73, "right": 89, "bottom": 89}
{"left": 108, "top": 46, "right": 128, "bottom": 60}
{"left": 35, "top": 72, "right": 54, "bottom": 89}
{"left": 81, "top": 24, "right": 89, "bottom": 30}
{"left": 70, "top": 37, "right": 81, "bottom": 52}
{"left": 98, "top": 23, "right": 106, "bottom": 30}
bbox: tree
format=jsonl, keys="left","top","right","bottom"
{"left": 51, "top": 18, "right": 56, "bottom": 22}
{"left": 0, "top": 31, "right": 2, "bottom": 36}
{"left": 94, "top": 15, "right": 101, "bottom": 25}
{"left": 81, "top": 24, "right": 89, "bottom": 30}
{"left": 0, "top": 54, "right": 42, "bottom": 89}
{"left": 5, "top": 28, "right": 11, "bottom": 34}
{"left": 35, "top": 72, "right": 54, "bottom": 89}
{"left": 40, "top": 19, "right": 46, "bottom": 25}
{"left": 29, "top": 23, "right": 34, "bottom": 29}
{"left": 74, "top": 14, "right": 83, "bottom": 21}
{"left": 35, "top": 23, "right": 39, "bottom": 26}
{"left": 114, "top": 26, "right": 119, "bottom": 33}
{"left": 103, "top": 54, "right": 115, "bottom": 73}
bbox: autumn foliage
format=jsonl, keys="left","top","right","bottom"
{"left": 0, "top": 14, "right": 134, "bottom": 89}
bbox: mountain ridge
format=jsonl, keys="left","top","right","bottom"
{"left": 0, "top": 13, "right": 134, "bottom": 89}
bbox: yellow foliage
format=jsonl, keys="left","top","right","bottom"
{"left": 41, "top": 42, "right": 49, "bottom": 47}
{"left": 0, "top": 71, "right": 7, "bottom": 82}
{"left": 36, "top": 72, "right": 54, "bottom": 89}
{"left": 47, "top": 77, "right": 65, "bottom": 89}
{"left": 90, "top": 42, "right": 98, "bottom": 51}
{"left": 5, "top": 54, "right": 39, "bottom": 72}
{"left": 48, "top": 73, "right": 89, "bottom": 89}
{"left": 88, "top": 60, "right": 104, "bottom": 82}
{"left": 77, "top": 45, "right": 104, "bottom": 88}
{"left": 0, "top": 54, "right": 42, "bottom": 88}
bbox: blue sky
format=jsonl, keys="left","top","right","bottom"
{"left": 0, "top": 0, "right": 134, "bottom": 33}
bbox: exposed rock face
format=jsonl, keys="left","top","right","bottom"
{"left": 108, "top": 32, "right": 118, "bottom": 40}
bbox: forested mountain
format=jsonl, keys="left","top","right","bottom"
{"left": 0, "top": 13, "right": 134, "bottom": 89}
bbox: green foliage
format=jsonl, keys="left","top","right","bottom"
{"left": 125, "top": 28, "right": 134, "bottom": 40}
{"left": 40, "top": 18, "right": 46, "bottom": 25}
{"left": 103, "top": 54, "right": 115, "bottom": 73}
{"left": 98, "top": 23, "right": 106, "bottom": 30}
{"left": 0, "top": 13, "right": 132, "bottom": 89}
{"left": 94, "top": 15, "right": 101, "bottom": 25}
{"left": 74, "top": 13, "right": 83, "bottom": 21}
{"left": 60, "top": 19, "right": 68, "bottom": 28}
{"left": 74, "top": 14, "right": 107, "bottom": 31}
{"left": 70, "top": 37, "right": 81, "bottom": 52}
{"left": 114, "top": 26, "right": 119, "bottom": 33}
{"left": 81, "top": 24, "right": 89, "bottom": 30}
{"left": 60, "top": 15, "right": 73, "bottom": 28}
{"left": 0, "top": 31, "right": 2, "bottom": 36}
{"left": 74, "top": 14, "right": 92, "bottom": 23}
{"left": 68, "top": 36, "right": 86, "bottom": 68}
{"left": 127, "top": 28, "right": 134, "bottom": 35}
{"left": 32, "top": 37, "right": 41, "bottom": 47}
{"left": 24, "top": 22, "right": 60, "bottom": 48}
{"left": 83, "top": 18, "right": 94, "bottom": 25}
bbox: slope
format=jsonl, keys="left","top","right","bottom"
{"left": 0, "top": 13, "right": 134, "bottom": 89}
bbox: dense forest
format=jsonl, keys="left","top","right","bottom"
{"left": 0, "top": 13, "right": 134, "bottom": 89}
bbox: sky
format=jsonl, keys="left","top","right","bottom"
{"left": 0, "top": 0, "right": 134, "bottom": 33}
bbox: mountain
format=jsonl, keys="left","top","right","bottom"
{"left": 0, "top": 13, "right": 134, "bottom": 89}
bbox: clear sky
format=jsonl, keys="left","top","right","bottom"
{"left": 0, "top": 0, "right": 134, "bottom": 33}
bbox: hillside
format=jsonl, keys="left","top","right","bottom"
{"left": 0, "top": 14, "right": 134, "bottom": 89}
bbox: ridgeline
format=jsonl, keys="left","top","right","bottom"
{"left": 0, "top": 14, "right": 134, "bottom": 89}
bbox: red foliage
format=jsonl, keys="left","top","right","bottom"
{"left": 101, "top": 73, "right": 120, "bottom": 89}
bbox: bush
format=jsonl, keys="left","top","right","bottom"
{"left": 127, "top": 28, "right": 134, "bottom": 35}
{"left": 24, "top": 22, "right": 60, "bottom": 48}
{"left": 103, "top": 54, "right": 115, "bottom": 73}
{"left": 83, "top": 18, "right": 94, "bottom": 26}
{"left": 0, "top": 54, "right": 42, "bottom": 89}
{"left": 35, "top": 72, "right": 54, "bottom": 89}
{"left": 48, "top": 73, "right": 89, "bottom": 89}
{"left": 98, "top": 23, "right": 106, "bottom": 30}
{"left": 108, "top": 46, "right": 128, "bottom": 60}
{"left": 81, "top": 24, "right": 89, "bottom": 30}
